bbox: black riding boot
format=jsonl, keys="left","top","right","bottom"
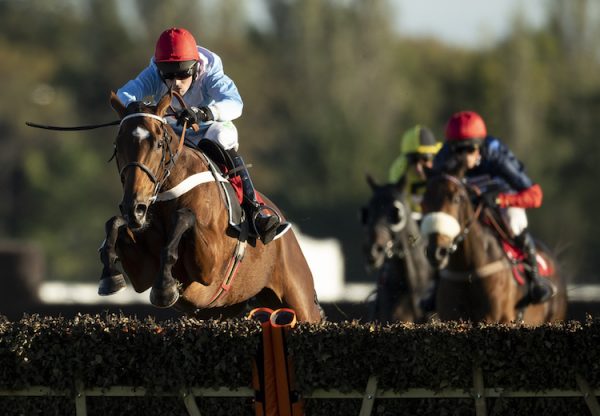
{"left": 516, "top": 230, "right": 555, "bottom": 304}
{"left": 227, "top": 149, "right": 288, "bottom": 244}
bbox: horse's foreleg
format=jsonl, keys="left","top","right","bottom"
{"left": 98, "top": 216, "right": 128, "bottom": 295}
{"left": 281, "top": 265, "right": 323, "bottom": 323}
{"left": 276, "top": 234, "right": 324, "bottom": 322}
{"left": 150, "top": 208, "right": 196, "bottom": 308}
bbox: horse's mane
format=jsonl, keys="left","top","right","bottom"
{"left": 427, "top": 152, "right": 468, "bottom": 180}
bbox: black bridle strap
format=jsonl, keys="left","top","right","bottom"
{"left": 25, "top": 120, "right": 120, "bottom": 131}
{"left": 117, "top": 105, "right": 189, "bottom": 201}
{"left": 438, "top": 174, "right": 485, "bottom": 253}
{"left": 119, "top": 162, "right": 158, "bottom": 184}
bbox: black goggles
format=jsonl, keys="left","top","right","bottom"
{"left": 407, "top": 153, "right": 435, "bottom": 164}
{"left": 451, "top": 143, "right": 480, "bottom": 154}
{"left": 160, "top": 65, "right": 195, "bottom": 80}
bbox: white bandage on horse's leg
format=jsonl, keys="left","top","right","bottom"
{"left": 204, "top": 121, "right": 239, "bottom": 151}
{"left": 420, "top": 212, "right": 461, "bottom": 239}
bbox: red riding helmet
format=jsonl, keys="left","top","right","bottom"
{"left": 155, "top": 27, "right": 199, "bottom": 63}
{"left": 445, "top": 111, "right": 487, "bottom": 142}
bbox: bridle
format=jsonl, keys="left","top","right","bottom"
{"left": 114, "top": 91, "right": 193, "bottom": 203}
{"left": 437, "top": 173, "right": 484, "bottom": 255}
{"left": 424, "top": 173, "right": 511, "bottom": 281}
{"left": 116, "top": 113, "right": 182, "bottom": 202}
{"left": 384, "top": 199, "right": 411, "bottom": 260}
{"left": 367, "top": 197, "right": 412, "bottom": 262}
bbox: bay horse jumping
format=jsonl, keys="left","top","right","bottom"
{"left": 420, "top": 164, "right": 566, "bottom": 324}
{"left": 361, "top": 174, "right": 433, "bottom": 323}
{"left": 98, "top": 91, "right": 322, "bottom": 322}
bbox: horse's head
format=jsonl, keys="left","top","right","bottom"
{"left": 420, "top": 157, "right": 477, "bottom": 269}
{"left": 110, "top": 92, "right": 175, "bottom": 229}
{"left": 360, "top": 174, "right": 411, "bottom": 270}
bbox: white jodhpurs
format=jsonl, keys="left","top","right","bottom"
{"left": 503, "top": 207, "right": 528, "bottom": 236}
{"left": 203, "top": 121, "right": 239, "bottom": 151}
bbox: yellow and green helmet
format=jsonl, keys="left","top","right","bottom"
{"left": 389, "top": 125, "right": 441, "bottom": 182}
{"left": 400, "top": 125, "right": 441, "bottom": 155}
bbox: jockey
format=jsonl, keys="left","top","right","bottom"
{"left": 388, "top": 125, "right": 441, "bottom": 220}
{"left": 424, "top": 111, "right": 555, "bottom": 309}
{"left": 117, "top": 27, "right": 288, "bottom": 244}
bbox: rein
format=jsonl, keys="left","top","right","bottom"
{"left": 440, "top": 259, "right": 509, "bottom": 281}
{"left": 116, "top": 112, "right": 186, "bottom": 201}
{"left": 437, "top": 173, "right": 510, "bottom": 280}
{"left": 384, "top": 225, "right": 417, "bottom": 261}
{"left": 442, "top": 174, "right": 484, "bottom": 254}
{"left": 116, "top": 90, "right": 194, "bottom": 203}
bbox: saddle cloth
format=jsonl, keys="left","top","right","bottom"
{"left": 192, "top": 140, "right": 271, "bottom": 240}
{"left": 501, "top": 240, "right": 554, "bottom": 285}
{"left": 479, "top": 207, "right": 553, "bottom": 285}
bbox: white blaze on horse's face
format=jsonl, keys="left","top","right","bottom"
{"left": 132, "top": 126, "right": 151, "bottom": 141}
{"left": 420, "top": 212, "right": 461, "bottom": 240}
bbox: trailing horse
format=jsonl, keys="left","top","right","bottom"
{"left": 361, "top": 174, "right": 433, "bottom": 323}
{"left": 420, "top": 164, "right": 567, "bottom": 324}
{"left": 98, "top": 91, "right": 322, "bottom": 322}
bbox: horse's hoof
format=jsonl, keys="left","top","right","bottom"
{"left": 98, "top": 274, "right": 127, "bottom": 296}
{"left": 150, "top": 285, "right": 179, "bottom": 308}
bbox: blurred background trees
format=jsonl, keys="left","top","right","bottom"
{"left": 1, "top": 0, "right": 599, "bottom": 284}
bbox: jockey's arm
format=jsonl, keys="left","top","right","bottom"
{"left": 202, "top": 56, "right": 243, "bottom": 122}
{"left": 203, "top": 76, "right": 243, "bottom": 121}
{"left": 497, "top": 184, "right": 543, "bottom": 209}
{"left": 116, "top": 62, "right": 163, "bottom": 106}
{"left": 485, "top": 138, "right": 542, "bottom": 209}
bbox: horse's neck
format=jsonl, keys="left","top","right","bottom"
{"left": 452, "top": 220, "right": 501, "bottom": 270}
{"left": 405, "top": 218, "right": 427, "bottom": 262}
{"left": 396, "top": 218, "right": 431, "bottom": 290}
{"left": 167, "top": 146, "right": 211, "bottom": 183}
{"left": 162, "top": 147, "right": 227, "bottom": 224}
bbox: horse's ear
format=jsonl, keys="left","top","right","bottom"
{"left": 156, "top": 92, "right": 171, "bottom": 117}
{"left": 366, "top": 173, "right": 379, "bottom": 190}
{"left": 442, "top": 153, "right": 467, "bottom": 177}
{"left": 110, "top": 91, "right": 127, "bottom": 119}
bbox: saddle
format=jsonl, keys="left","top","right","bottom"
{"left": 192, "top": 139, "right": 274, "bottom": 243}
{"left": 187, "top": 139, "right": 243, "bottom": 224}
{"left": 480, "top": 207, "right": 554, "bottom": 286}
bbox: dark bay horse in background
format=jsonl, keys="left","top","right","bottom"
{"left": 98, "top": 91, "right": 322, "bottom": 322}
{"left": 420, "top": 164, "right": 567, "bottom": 324}
{"left": 361, "top": 175, "right": 433, "bottom": 323}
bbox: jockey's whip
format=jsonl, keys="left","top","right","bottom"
{"left": 25, "top": 120, "right": 120, "bottom": 131}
